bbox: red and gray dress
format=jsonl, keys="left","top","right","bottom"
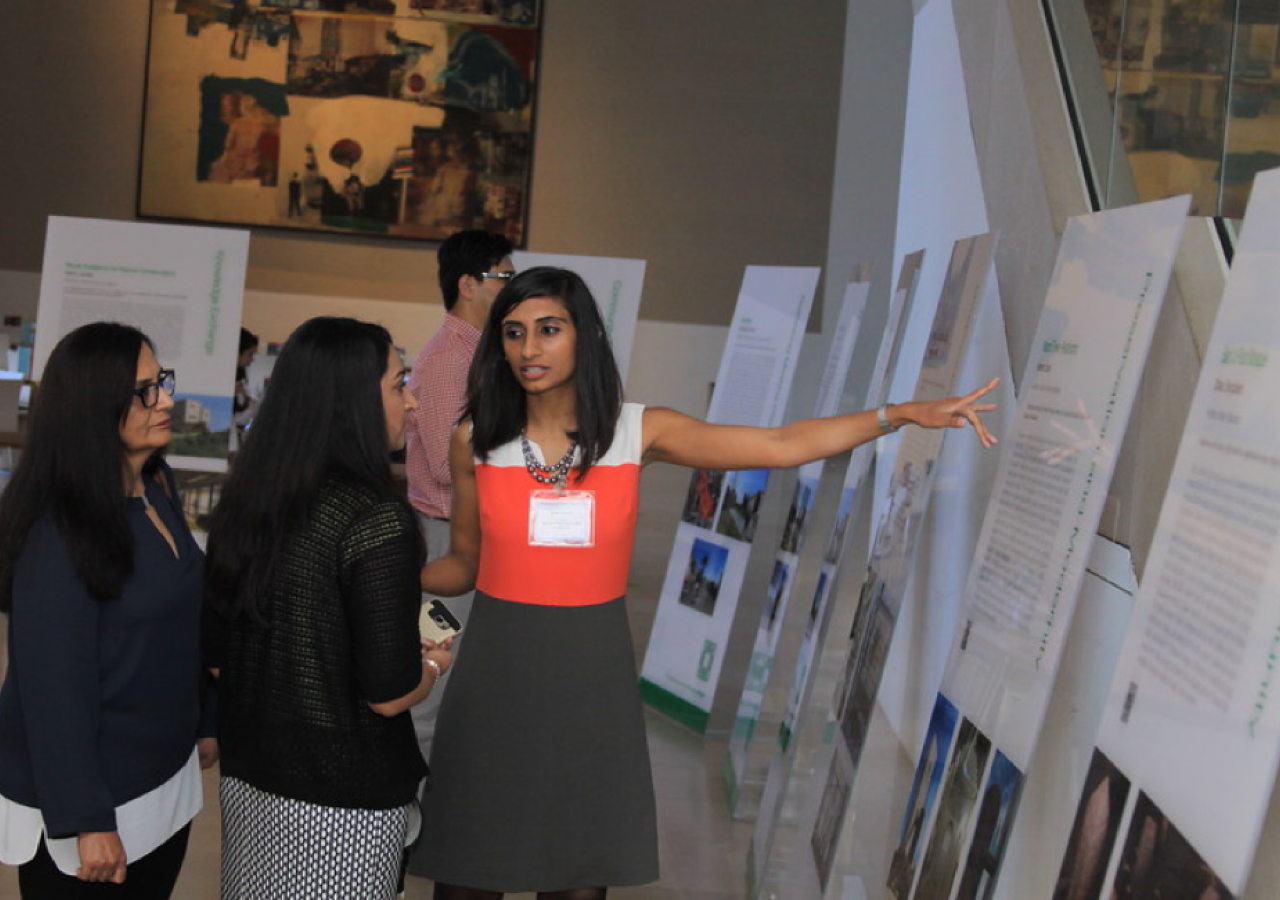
{"left": 417, "top": 403, "right": 659, "bottom": 892}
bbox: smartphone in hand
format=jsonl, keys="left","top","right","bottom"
{"left": 419, "top": 598, "right": 462, "bottom": 644}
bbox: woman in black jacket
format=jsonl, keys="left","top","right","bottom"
{"left": 0, "top": 322, "right": 216, "bottom": 897}
{"left": 204, "top": 317, "right": 452, "bottom": 899}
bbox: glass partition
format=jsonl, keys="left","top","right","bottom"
{"left": 1050, "top": 0, "right": 1280, "bottom": 224}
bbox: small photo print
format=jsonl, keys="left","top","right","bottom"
{"left": 761, "top": 558, "right": 791, "bottom": 635}
{"left": 953, "top": 750, "right": 1023, "bottom": 900}
{"left": 780, "top": 476, "right": 817, "bottom": 554}
{"left": 681, "top": 467, "right": 724, "bottom": 529}
{"left": 887, "top": 695, "right": 961, "bottom": 900}
{"left": 168, "top": 393, "right": 234, "bottom": 460}
{"left": 678, "top": 538, "right": 730, "bottom": 617}
{"left": 838, "top": 593, "right": 894, "bottom": 763}
{"left": 172, "top": 468, "right": 228, "bottom": 534}
{"left": 824, "top": 485, "right": 857, "bottom": 565}
{"left": 1052, "top": 749, "right": 1131, "bottom": 900}
{"left": 1111, "top": 791, "right": 1233, "bottom": 900}
{"left": 810, "top": 749, "right": 854, "bottom": 890}
{"left": 716, "top": 468, "right": 769, "bottom": 542}
{"left": 913, "top": 717, "right": 992, "bottom": 900}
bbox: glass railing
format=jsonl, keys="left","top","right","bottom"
{"left": 1047, "top": 0, "right": 1279, "bottom": 227}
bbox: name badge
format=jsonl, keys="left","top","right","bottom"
{"left": 529, "top": 490, "right": 596, "bottom": 547}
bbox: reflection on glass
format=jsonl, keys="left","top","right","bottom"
{"left": 1072, "top": 0, "right": 1278, "bottom": 223}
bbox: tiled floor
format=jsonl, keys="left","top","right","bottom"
{"left": 0, "top": 465, "right": 756, "bottom": 898}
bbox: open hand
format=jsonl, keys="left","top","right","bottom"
{"left": 910, "top": 377, "right": 1000, "bottom": 448}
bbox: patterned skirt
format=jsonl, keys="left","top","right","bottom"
{"left": 220, "top": 776, "right": 410, "bottom": 899}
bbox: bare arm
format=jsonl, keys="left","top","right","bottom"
{"left": 420, "top": 425, "right": 480, "bottom": 596}
{"left": 643, "top": 378, "right": 1000, "bottom": 470}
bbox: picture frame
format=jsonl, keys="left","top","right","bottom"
{"left": 138, "top": 0, "right": 540, "bottom": 246}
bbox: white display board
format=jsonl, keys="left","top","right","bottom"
{"left": 726, "top": 266, "right": 875, "bottom": 814}
{"left": 34, "top": 216, "right": 250, "bottom": 472}
{"left": 801, "top": 233, "right": 997, "bottom": 889}
{"left": 512, "top": 250, "right": 645, "bottom": 382}
{"left": 640, "top": 265, "right": 820, "bottom": 732}
{"left": 745, "top": 251, "right": 925, "bottom": 889}
{"left": 1053, "top": 170, "right": 1280, "bottom": 899}
{"left": 886, "top": 194, "right": 1190, "bottom": 900}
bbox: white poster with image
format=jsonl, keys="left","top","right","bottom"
{"left": 1054, "top": 171, "right": 1280, "bottom": 900}
{"left": 890, "top": 194, "right": 1190, "bottom": 900}
{"left": 640, "top": 265, "right": 819, "bottom": 732}
{"left": 726, "top": 267, "right": 874, "bottom": 812}
{"left": 34, "top": 216, "right": 250, "bottom": 472}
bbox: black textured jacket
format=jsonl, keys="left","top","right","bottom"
{"left": 206, "top": 476, "right": 427, "bottom": 810}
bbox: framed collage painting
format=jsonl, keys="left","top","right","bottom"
{"left": 139, "top": 0, "right": 540, "bottom": 245}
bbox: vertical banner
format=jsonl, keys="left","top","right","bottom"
{"left": 725, "top": 264, "right": 875, "bottom": 817}
{"left": 748, "top": 251, "right": 926, "bottom": 897}
{"left": 1054, "top": 172, "right": 1280, "bottom": 899}
{"left": 886, "top": 195, "right": 1190, "bottom": 900}
{"left": 641, "top": 266, "right": 820, "bottom": 733}
{"left": 803, "top": 233, "right": 998, "bottom": 890}
{"left": 34, "top": 216, "right": 250, "bottom": 472}
{"left": 512, "top": 250, "right": 645, "bottom": 382}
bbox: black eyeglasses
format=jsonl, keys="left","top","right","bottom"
{"left": 479, "top": 271, "right": 515, "bottom": 281}
{"left": 133, "top": 369, "right": 176, "bottom": 408}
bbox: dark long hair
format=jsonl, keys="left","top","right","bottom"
{"left": 0, "top": 322, "right": 161, "bottom": 610}
{"left": 464, "top": 267, "right": 623, "bottom": 478}
{"left": 204, "top": 317, "right": 411, "bottom": 620}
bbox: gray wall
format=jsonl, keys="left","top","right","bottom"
{"left": 0, "top": 1, "right": 846, "bottom": 327}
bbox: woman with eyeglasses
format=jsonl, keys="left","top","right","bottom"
{"left": 204, "top": 317, "right": 451, "bottom": 899}
{"left": 0, "top": 322, "right": 216, "bottom": 897}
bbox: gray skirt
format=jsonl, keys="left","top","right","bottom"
{"left": 416, "top": 592, "right": 659, "bottom": 892}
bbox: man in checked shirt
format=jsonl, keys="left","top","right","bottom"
{"left": 404, "top": 230, "right": 514, "bottom": 767}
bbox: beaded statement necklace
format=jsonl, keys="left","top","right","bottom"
{"left": 521, "top": 431, "right": 578, "bottom": 488}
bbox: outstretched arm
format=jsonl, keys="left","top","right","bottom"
{"left": 642, "top": 378, "right": 999, "bottom": 471}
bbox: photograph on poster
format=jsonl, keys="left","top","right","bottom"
{"left": 923, "top": 238, "right": 978, "bottom": 369}
{"left": 806, "top": 570, "right": 830, "bottom": 639}
{"left": 825, "top": 484, "right": 857, "bottom": 564}
{"left": 833, "top": 573, "right": 881, "bottom": 715}
{"left": 681, "top": 467, "right": 724, "bottom": 529}
{"left": 140, "top": 0, "right": 540, "bottom": 244}
{"left": 762, "top": 558, "right": 791, "bottom": 636}
{"left": 838, "top": 594, "right": 895, "bottom": 764}
{"left": 887, "top": 695, "right": 961, "bottom": 900}
{"left": 716, "top": 468, "right": 770, "bottom": 542}
{"left": 169, "top": 393, "right": 234, "bottom": 461}
{"left": 872, "top": 459, "right": 928, "bottom": 564}
{"left": 1053, "top": 748, "right": 1132, "bottom": 900}
{"left": 678, "top": 538, "right": 730, "bottom": 617}
{"left": 811, "top": 750, "right": 854, "bottom": 890}
{"left": 780, "top": 476, "right": 817, "bottom": 554}
{"left": 912, "top": 718, "right": 993, "bottom": 900}
{"left": 1111, "top": 791, "right": 1233, "bottom": 900}
{"left": 173, "top": 470, "right": 227, "bottom": 535}
{"left": 953, "top": 750, "right": 1022, "bottom": 900}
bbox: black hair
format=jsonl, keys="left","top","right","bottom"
{"left": 436, "top": 230, "right": 514, "bottom": 310}
{"left": 205, "top": 316, "right": 414, "bottom": 620}
{"left": 0, "top": 322, "right": 162, "bottom": 610}
{"left": 239, "top": 327, "right": 259, "bottom": 355}
{"left": 464, "top": 267, "right": 623, "bottom": 479}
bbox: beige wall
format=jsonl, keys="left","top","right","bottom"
{"left": 0, "top": 1, "right": 845, "bottom": 328}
